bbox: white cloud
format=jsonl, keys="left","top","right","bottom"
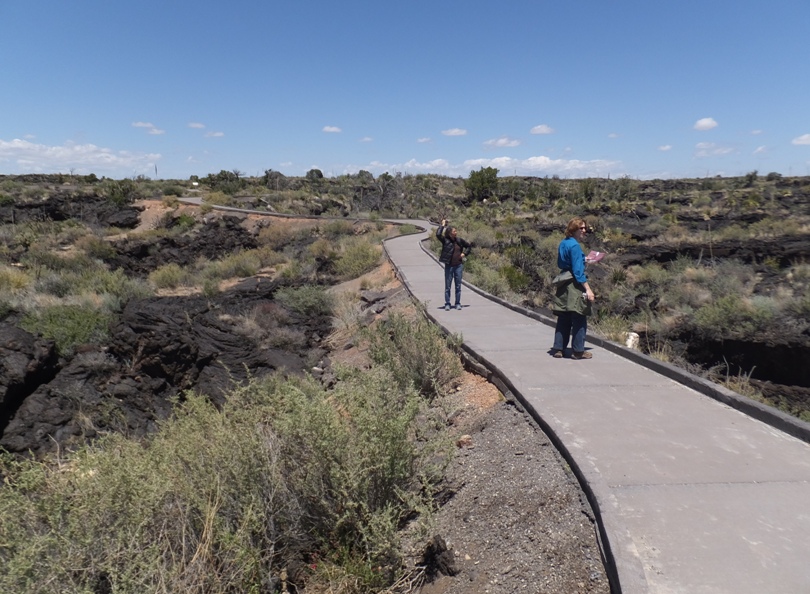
{"left": 188, "top": 122, "right": 206, "bottom": 129}
{"left": 608, "top": 133, "right": 619, "bottom": 139}
{"left": 484, "top": 136, "right": 521, "bottom": 148}
{"left": 323, "top": 126, "right": 342, "bottom": 133}
{"left": 359, "top": 136, "right": 373, "bottom": 142}
{"left": 753, "top": 146, "right": 767, "bottom": 154}
{"left": 694, "top": 117, "right": 718, "bottom": 131}
{"left": 204, "top": 131, "right": 224, "bottom": 138}
{"left": 658, "top": 145, "right": 672, "bottom": 151}
{"left": 133, "top": 121, "right": 165, "bottom": 135}
{"left": 441, "top": 128, "right": 467, "bottom": 136}
{"left": 751, "top": 129, "right": 763, "bottom": 135}
{"left": 530, "top": 124, "right": 555, "bottom": 135}
{"left": 0, "top": 138, "right": 160, "bottom": 175}
{"left": 792, "top": 133, "right": 810, "bottom": 145}
{"left": 694, "top": 142, "right": 734, "bottom": 157}
{"left": 417, "top": 137, "right": 432, "bottom": 143}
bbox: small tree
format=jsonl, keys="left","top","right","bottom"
{"left": 263, "top": 169, "right": 288, "bottom": 190}
{"left": 465, "top": 167, "right": 499, "bottom": 203}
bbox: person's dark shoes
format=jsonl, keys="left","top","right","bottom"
{"left": 455, "top": 304, "right": 462, "bottom": 310}
{"left": 551, "top": 349, "right": 564, "bottom": 359}
{"left": 572, "top": 351, "right": 592, "bottom": 360}
{"left": 444, "top": 304, "right": 451, "bottom": 311}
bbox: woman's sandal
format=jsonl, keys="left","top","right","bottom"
{"left": 551, "top": 349, "right": 564, "bottom": 358}
{"left": 572, "top": 351, "right": 592, "bottom": 360}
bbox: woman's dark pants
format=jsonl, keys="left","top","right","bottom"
{"left": 444, "top": 263, "right": 463, "bottom": 307}
{"left": 553, "top": 311, "right": 587, "bottom": 353}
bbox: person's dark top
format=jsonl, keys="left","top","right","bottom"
{"left": 437, "top": 225, "right": 472, "bottom": 265}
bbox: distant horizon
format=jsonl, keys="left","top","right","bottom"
{"left": 4, "top": 169, "right": 806, "bottom": 183}
{"left": 2, "top": 1, "right": 809, "bottom": 181}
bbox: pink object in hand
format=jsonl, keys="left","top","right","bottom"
{"left": 585, "top": 250, "right": 605, "bottom": 263}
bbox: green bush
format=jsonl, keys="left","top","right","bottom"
{"left": 0, "top": 365, "right": 443, "bottom": 593}
{"left": 322, "top": 219, "right": 355, "bottom": 238}
{"left": 334, "top": 237, "right": 381, "bottom": 280}
{"left": 202, "top": 250, "right": 261, "bottom": 281}
{"left": 274, "top": 285, "right": 334, "bottom": 318}
{"left": 693, "top": 295, "right": 777, "bottom": 340}
{"left": 499, "top": 264, "right": 530, "bottom": 292}
{"left": 20, "top": 304, "right": 114, "bottom": 355}
{"left": 76, "top": 235, "right": 116, "bottom": 260}
{"left": 365, "top": 312, "right": 462, "bottom": 399}
{"left": 149, "top": 263, "right": 192, "bottom": 289}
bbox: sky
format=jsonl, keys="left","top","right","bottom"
{"left": 2, "top": 0, "right": 809, "bottom": 181}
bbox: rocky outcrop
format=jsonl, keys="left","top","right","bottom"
{"left": 0, "top": 277, "right": 331, "bottom": 458}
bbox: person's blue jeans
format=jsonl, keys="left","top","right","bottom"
{"left": 444, "top": 263, "right": 463, "bottom": 307}
{"left": 553, "top": 311, "right": 587, "bottom": 353}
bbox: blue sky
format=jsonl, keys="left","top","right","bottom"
{"left": 2, "top": 0, "right": 809, "bottom": 181}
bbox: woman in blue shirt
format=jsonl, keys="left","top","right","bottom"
{"left": 550, "top": 218, "right": 595, "bottom": 359}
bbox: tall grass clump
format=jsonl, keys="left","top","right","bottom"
{"left": 0, "top": 365, "right": 445, "bottom": 593}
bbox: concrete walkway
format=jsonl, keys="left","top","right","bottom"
{"left": 383, "top": 222, "right": 810, "bottom": 594}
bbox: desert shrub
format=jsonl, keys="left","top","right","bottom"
{"left": 590, "top": 314, "right": 631, "bottom": 343}
{"left": 202, "top": 191, "right": 234, "bottom": 206}
{"left": 258, "top": 221, "right": 315, "bottom": 250}
{"left": 707, "top": 260, "right": 753, "bottom": 298}
{"left": 149, "top": 263, "right": 192, "bottom": 289}
{"left": 101, "top": 178, "right": 141, "bottom": 206}
{"left": 0, "top": 365, "right": 444, "bottom": 594}
{"left": 465, "top": 222, "right": 499, "bottom": 249}
{"left": 465, "top": 260, "right": 506, "bottom": 297}
{"left": 254, "top": 246, "right": 287, "bottom": 268}
{"left": 749, "top": 218, "right": 800, "bottom": 238}
{"left": 162, "top": 194, "right": 180, "bottom": 208}
{"left": 21, "top": 245, "right": 81, "bottom": 273}
{"left": 692, "top": 295, "right": 777, "bottom": 340}
{"left": 230, "top": 304, "right": 307, "bottom": 350}
{"left": 20, "top": 304, "right": 113, "bottom": 355}
{"left": 397, "top": 223, "right": 419, "bottom": 235}
{"left": 628, "top": 262, "right": 670, "bottom": 288}
{"left": 365, "top": 312, "right": 462, "bottom": 400}
{"left": 321, "top": 219, "right": 355, "bottom": 238}
{"left": 202, "top": 250, "right": 261, "bottom": 281}
{"left": 308, "top": 237, "right": 336, "bottom": 262}
{"left": 75, "top": 234, "right": 116, "bottom": 260}
{"left": 76, "top": 268, "right": 152, "bottom": 305}
{"left": 277, "top": 259, "right": 309, "bottom": 283}
{"left": 174, "top": 212, "right": 196, "bottom": 230}
{"left": 499, "top": 264, "right": 530, "bottom": 292}
{"left": 161, "top": 185, "right": 184, "bottom": 197}
{"left": 334, "top": 237, "right": 381, "bottom": 280}
{"left": 275, "top": 285, "right": 334, "bottom": 318}
{"left": 786, "top": 295, "right": 810, "bottom": 319}
{"left": 0, "top": 265, "right": 31, "bottom": 292}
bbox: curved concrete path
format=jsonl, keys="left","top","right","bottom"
{"left": 383, "top": 222, "right": 810, "bottom": 594}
